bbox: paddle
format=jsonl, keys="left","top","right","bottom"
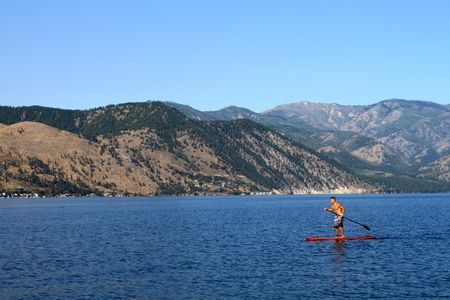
{"left": 325, "top": 209, "right": 371, "bottom": 231}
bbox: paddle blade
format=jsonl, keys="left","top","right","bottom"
{"left": 363, "top": 225, "right": 371, "bottom": 231}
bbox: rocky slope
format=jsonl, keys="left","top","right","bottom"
{"left": 0, "top": 102, "right": 376, "bottom": 196}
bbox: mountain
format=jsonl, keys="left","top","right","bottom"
{"left": 0, "top": 102, "right": 375, "bottom": 196}
{"left": 166, "top": 101, "right": 411, "bottom": 171}
{"left": 265, "top": 99, "right": 450, "bottom": 166}
{"left": 167, "top": 99, "right": 450, "bottom": 191}
{"left": 171, "top": 99, "right": 450, "bottom": 168}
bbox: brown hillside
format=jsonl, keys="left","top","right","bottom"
{"left": 0, "top": 121, "right": 256, "bottom": 195}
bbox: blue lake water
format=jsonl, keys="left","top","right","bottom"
{"left": 1, "top": 194, "right": 450, "bottom": 299}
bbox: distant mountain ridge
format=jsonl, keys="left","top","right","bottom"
{"left": 167, "top": 99, "right": 450, "bottom": 165}
{"left": 0, "top": 102, "right": 376, "bottom": 196}
{"left": 166, "top": 99, "right": 450, "bottom": 191}
{"left": 264, "top": 99, "right": 450, "bottom": 165}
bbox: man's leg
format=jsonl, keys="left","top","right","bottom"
{"left": 340, "top": 226, "right": 345, "bottom": 237}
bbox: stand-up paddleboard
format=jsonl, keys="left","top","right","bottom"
{"left": 305, "top": 235, "right": 376, "bottom": 241}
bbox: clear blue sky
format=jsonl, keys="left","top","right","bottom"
{"left": 1, "top": 0, "right": 449, "bottom": 112}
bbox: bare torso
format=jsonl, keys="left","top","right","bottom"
{"left": 331, "top": 201, "right": 345, "bottom": 216}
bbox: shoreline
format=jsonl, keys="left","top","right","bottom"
{"left": 1, "top": 190, "right": 448, "bottom": 199}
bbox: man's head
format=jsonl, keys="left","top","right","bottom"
{"left": 330, "top": 196, "right": 336, "bottom": 203}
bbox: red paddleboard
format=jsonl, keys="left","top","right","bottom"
{"left": 305, "top": 235, "right": 376, "bottom": 241}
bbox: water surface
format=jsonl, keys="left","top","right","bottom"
{"left": 1, "top": 194, "right": 449, "bottom": 299}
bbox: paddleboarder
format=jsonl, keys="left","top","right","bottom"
{"left": 324, "top": 196, "right": 346, "bottom": 237}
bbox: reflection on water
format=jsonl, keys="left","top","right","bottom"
{"left": 332, "top": 240, "right": 346, "bottom": 263}
{"left": 330, "top": 240, "right": 347, "bottom": 290}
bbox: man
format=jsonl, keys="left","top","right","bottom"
{"left": 324, "top": 196, "right": 346, "bottom": 237}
